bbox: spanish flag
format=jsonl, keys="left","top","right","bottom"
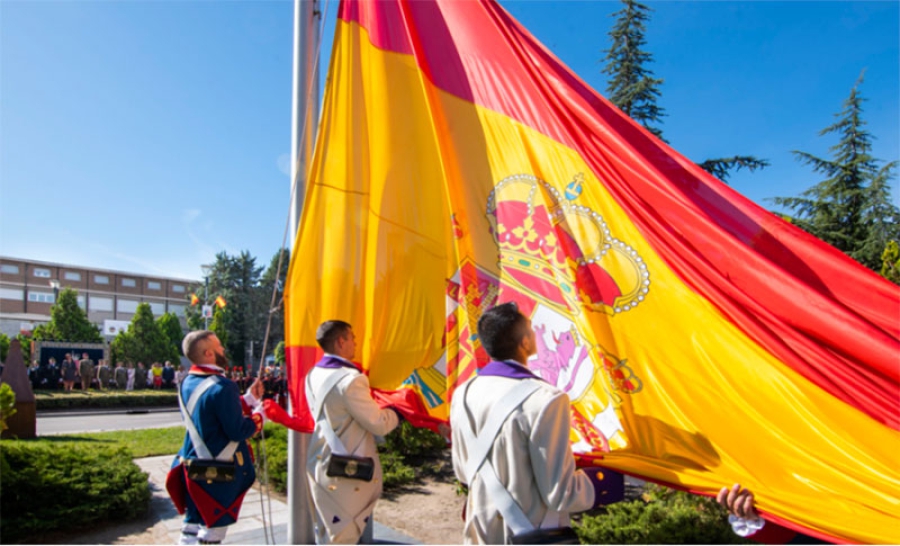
{"left": 190, "top": 293, "right": 199, "bottom": 306}
{"left": 214, "top": 295, "right": 226, "bottom": 309}
{"left": 284, "top": 1, "right": 899, "bottom": 542}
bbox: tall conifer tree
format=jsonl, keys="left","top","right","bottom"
{"left": 773, "top": 73, "right": 899, "bottom": 271}
{"left": 602, "top": 0, "right": 767, "bottom": 182}
{"left": 602, "top": 0, "right": 665, "bottom": 140}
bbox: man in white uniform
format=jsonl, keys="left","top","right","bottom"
{"left": 305, "top": 320, "right": 400, "bottom": 544}
{"left": 451, "top": 302, "right": 624, "bottom": 544}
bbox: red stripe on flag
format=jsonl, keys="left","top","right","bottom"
{"left": 337, "top": 0, "right": 900, "bottom": 429}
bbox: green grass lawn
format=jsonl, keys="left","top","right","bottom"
{"left": 26, "top": 426, "right": 184, "bottom": 458}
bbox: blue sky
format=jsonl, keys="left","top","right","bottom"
{"left": 2, "top": 1, "right": 897, "bottom": 281}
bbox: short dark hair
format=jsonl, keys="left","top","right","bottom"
{"left": 316, "top": 320, "right": 352, "bottom": 353}
{"left": 477, "top": 302, "right": 529, "bottom": 361}
{"left": 183, "top": 330, "right": 216, "bottom": 363}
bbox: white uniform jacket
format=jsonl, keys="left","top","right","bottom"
{"left": 305, "top": 356, "right": 399, "bottom": 544}
{"left": 451, "top": 361, "right": 596, "bottom": 544}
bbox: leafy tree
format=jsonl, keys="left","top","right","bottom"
{"left": 0, "top": 333, "right": 9, "bottom": 362}
{"left": 602, "top": 0, "right": 767, "bottom": 182}
{"left": 32, "top": 288, "right": 101, "bottom": 343}
{"left": 274, "top": 341, "right": 286, "bottom": 366}
{"left": 882, "top": 240, "right": 900, "bottom": 284}
{"left": 602, "top": 0, "right": 665, "bottom": 140}
{"left": 112, "top": 303, "right": 178, "bottom": 365}
{"left": 209, "top": 306, "right": 229, "bottom": 360}
{"left": 772, "top": 73, "right": 899, "bottom": 271}
{"left": 259, "top": 248, "right": 290, "bottom": 360}
{"left": 157, "top": 312, "right": 185, "bottom": 357}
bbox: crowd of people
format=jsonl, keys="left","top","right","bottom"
{"left": 27, "top": 354, "right": 288, "bottom": 404}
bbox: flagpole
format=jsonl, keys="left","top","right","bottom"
{"left": 288, "top": 0, "right": 320, "bottom": 543}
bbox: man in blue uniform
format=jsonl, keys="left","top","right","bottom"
{"left": 166, "top": 330, "right": 265, "bottom": 545}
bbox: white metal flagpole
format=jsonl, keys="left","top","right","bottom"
{"left": 287, "top": 0, "right": 320, "bottom": 543}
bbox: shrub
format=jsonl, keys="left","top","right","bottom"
{"left": 0, "top": 441, "right": 151, "bottom": 543}
{"left": 576, "top": 483, "right": 750, "bottom": 544}
{"left": 0, "top": 383, "right": 16, "bottom": 433}
{"left": 260, "top": 423, "right": 289, "bottom": 493}
{"left": 259, "top": 421, "right": 450, "bottom": 493}
{"left": 35, "top": 390, "right": 177, "bottom": 410}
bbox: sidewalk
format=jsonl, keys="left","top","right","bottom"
{"left": 135, "top": 456, "right": 420, "bottom": 545}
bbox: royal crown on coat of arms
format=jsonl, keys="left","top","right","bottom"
{"left": 486, "top": 173, "right": 649, "bottom": 315}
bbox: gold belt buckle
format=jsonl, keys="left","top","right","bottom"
{"left": 344, "top": 459, "right": 358, "bottom": 477}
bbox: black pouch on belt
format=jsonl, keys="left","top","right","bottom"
{"left": 326, "top": 454, "right": 375, "bottom": 481}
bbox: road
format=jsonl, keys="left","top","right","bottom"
{"left": 37, "top": 408, "right": 183, "bottom": 435}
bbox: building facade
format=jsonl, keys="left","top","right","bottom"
{"left": 0, "top": 256, "right": 198, "bottom": 338}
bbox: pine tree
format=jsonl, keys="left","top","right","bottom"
{"left": 602, "top": 0, "right": 767, "bottom": 182}
{"left": 32, "top": 287, "right": 102, "bottom": 343}
{"left": 602, "top": 0, "right": 665, "bottom": 140}
{"left": 258, "top": 248, "right": 290, "bottom": 359}
{"left": 773, "top": 73, "right": 899, "bottom": 271}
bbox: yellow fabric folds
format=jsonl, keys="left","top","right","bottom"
{"left": 285, "top": 17, "right": 900, "bottom": 543}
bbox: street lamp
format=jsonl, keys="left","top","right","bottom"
{"left": 200, "top": 264, "right": 212, "bottom": 330}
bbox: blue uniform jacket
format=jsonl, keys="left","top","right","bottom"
{"left": 166, "top": 369, "right": 261, "bottom": 528}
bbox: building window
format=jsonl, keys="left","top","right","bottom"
{"left": 148, "top": 301, "right": 166, "bottom": 315}
{"left": 90, "top": 296, "right": 113, "bottom": 312}
{"left": 147, "top": 281, "right": 162, "bottom": 290}
{"left": 94, "top": 275, "right": 109, "bottom": 284}
{"left": 0, "top": 264, "right": 20, "bottom": 275}
{"left": 33, "top": 268, "right": 51, "bottom": 278}
{"left": 169, "top": 304, "right": 186, "bottom": 316}
{"left": 172, "top": 284, "right": 186, "bottom": 293}
{"left": 0, "top": 287, "right": 24, "bottom": 300}
{"left": 64, "top": 271, "right": 81, "bottom": 281}
{"left": 28, "top": 291, "right": 55, "bottom": 303}
{"left": 121, "top": 278, "right": 136, "bottom": 288}
{"left": 117, "top": 299, "right": 139, "bottom": 313}
{"left": 77, "top": 295, "right": 86, "bottom": 309}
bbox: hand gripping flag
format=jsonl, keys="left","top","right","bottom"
{"left": 284, "top": 1, "right": 900, "bottom": 542}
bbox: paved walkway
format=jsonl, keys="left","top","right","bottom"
{"left": 135, "top": 456, "right": 419, "bottom": 545}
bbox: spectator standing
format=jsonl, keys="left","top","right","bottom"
{"left": 134, "top": 362, "right": 147, "bottom": 390}
{"left": 152, "top": 362, "right": 163, "bottom": 389}
{"left": 114, "top": 361, "right": 127, "bottom": 390}
{"left": 126, "top": 363, "right": 136, "bottom": 391}
{"left": 60, "top": 353, "right": 77, "bottom": 392}
{"left": 97, "top": 359, "right": 111, "bottom": 390}
{"left": 78, "top": 352, "right": 95, "bottom": 391}
{"left": 162, "top": 361, "right": 176, "bottom": 389}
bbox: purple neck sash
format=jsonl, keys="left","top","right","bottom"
{"left": 316, "top": 355, "right": 359, "bottom": 371}
{"left": 479, "top": 359, "right": 543, "bottom": 381}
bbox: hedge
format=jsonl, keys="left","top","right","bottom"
{"left": 0, "top": 441, "right": 151, "bottom": 543}
{"left": 35, "top": 390, "right": 177, "bottom": 411}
